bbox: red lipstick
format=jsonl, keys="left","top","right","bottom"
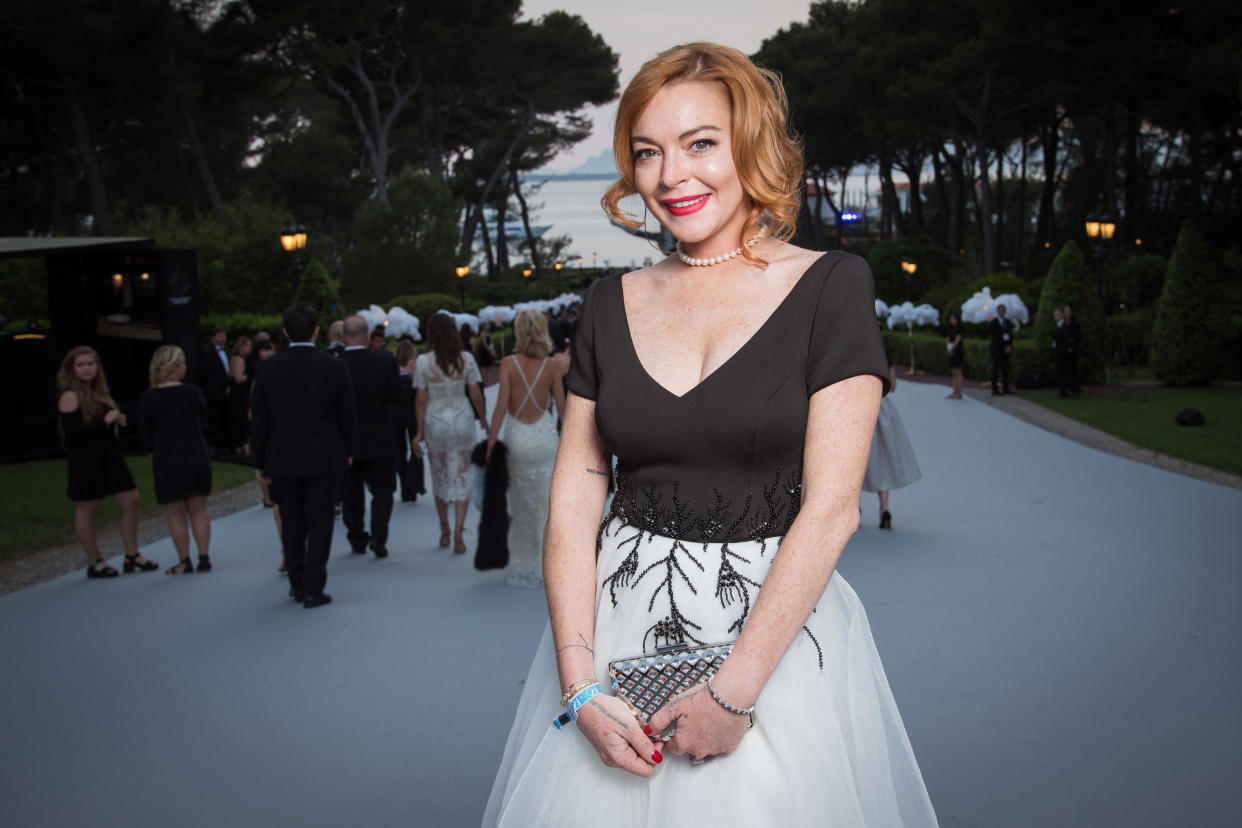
{"left": 662, "top": 194, "right": 710, "bottom": 216}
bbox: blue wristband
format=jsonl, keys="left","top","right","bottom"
{"left": 567, "top": 683, "right": 601, "bottom": 720}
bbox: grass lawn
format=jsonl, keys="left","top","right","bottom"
{"left": 1017, "top": 386, "right": 1242, "bottom": 476}
{"left": 0, "top": 457, "right": 256, "bottom": 563}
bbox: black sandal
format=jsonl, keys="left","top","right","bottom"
{"left": 123, "top": 553, "right": 159, "bottom": 573}
{"left": 196, "top": 554, "right": 212, "bottom": 573}
{"left": 165, "top": 558, "right": 194, "bottom": 575}
{"left": 86, "top": 558, "right": 118, "bottom": 578}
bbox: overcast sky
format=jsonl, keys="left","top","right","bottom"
{"left": 518, "top": 0, "right": 814, "bottom": 170}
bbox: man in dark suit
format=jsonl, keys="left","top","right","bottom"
{"left": 1053, "top": 307, "right": 1069, "bottom": 397}
{"left": 989, "top": 304, "right": 1014, "bottom": 395}
{"left": 1063, "top": 303, "right": 1082, "bottom": 397}
{"left": 251, "top": 303, "right": 357, "bottom": 608}
{"left": 200, "top": 326, "right": 232, "bottom": 454}
{"left": 341, "top": 314, "right": 404, "bottom": 557}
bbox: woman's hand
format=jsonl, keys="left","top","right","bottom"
{"left": 103, "top": 408, "right": 123, "bottom": 426}
{"left": 575, "top": 694, "right": 663, "bottom": 778}
{"left": 485, "top": 435, "right": 496, "bottom": 462}
{"left": 410, "top": 435, "right": 423, "bottom": 457}
{"left": 647, "top": 682, "right": 750, "bottom": 764}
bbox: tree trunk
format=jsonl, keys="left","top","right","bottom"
{"left": 1015, "top": 133, "right": 1028, "bottom": 275}
{"left": 977, "top": 143, "right": 997, "bottom": 274}
{"left": 897, "top": 148, "right": 925, "bottom": 236}
{"left": 179, "top": 98, "right": 223, "bottom": 220}
{"left": 1122, "top": 104, "right": 1139, "bottom": 241}
{"left": 878, "top": 151, "right": 905, "bottom": 240}
{"left": 494, "top": 186, "right": 509, "bottom": 274}
{"left": 478, "top": 202, "right": 496, "bottom": 277}
{"left": 510, "top": 167, "right": 543, "bottom": 279}
{"left": 458, "top": 101, "right": 538, "bottom": 260}
{"left": 66, "top": 91, "right": 109, "bottom": 235}
{"left": 1035, "top": 114, "right": 1060, "bottom": 250}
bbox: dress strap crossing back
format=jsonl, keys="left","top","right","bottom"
{"left": 511, "top": 355, "right": 548, "bottom": 417}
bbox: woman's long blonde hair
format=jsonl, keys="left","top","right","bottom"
{"left": 601, "top": 42, "right": 803, "bottom": 266}
{"left": 513, "top": 309, "right": 553, "bottom": 358}
{"left": 56, "top": 346, "right": 115, "bottom": 423}
{"left": 148, "top": 345, "right": 186, "bottom": 387}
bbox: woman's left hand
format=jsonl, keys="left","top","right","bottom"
{"left": 647, "top": 682, "right": 751, "bottom": 763}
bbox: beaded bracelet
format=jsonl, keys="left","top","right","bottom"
{"left": 559, "top": 678, "right": 597, "bottom": 708}
{"left": 707, "top": 675, "right": 754, "bottom": 716}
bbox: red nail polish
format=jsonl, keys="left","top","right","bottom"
{"left": 652, "top": 751, "right": 663, "bottom": 763}
{"left": 643, "top": 725, "right": 652, "bottom": 736}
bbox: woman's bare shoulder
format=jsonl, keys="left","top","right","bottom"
{"left": 58, "top": 390, "right": 80, "bottom": 413}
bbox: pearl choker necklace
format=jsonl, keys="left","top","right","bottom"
{"left": 676, "top": 229, "right": 768, "bottom": 267}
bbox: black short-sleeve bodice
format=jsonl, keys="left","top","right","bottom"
{"left": 566, "top": 251, "right": 888, "bottom": 544}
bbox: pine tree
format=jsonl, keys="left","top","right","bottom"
{"left": 1150, "top": 221, "right": 1223, "bottom": 386}
{"left": 1033, "top": 241, "right": 1105, "bottom": 381}
{"left": 294, "top": 258, "right": 342, "bottom": 321}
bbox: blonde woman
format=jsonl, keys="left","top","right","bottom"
{"left": 56, "top": 346, "right": 156, "bottom": 578}
{"left": 138, "top": 345, "right": 213, "bottom": 574}
{"left": 486, "top": 309, "right": 567, "bottom": 587}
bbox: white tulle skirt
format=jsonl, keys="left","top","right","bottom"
{"left": 483, "top": 518, "right": 938, "bottom": 827}
{"left": 863, "top": 396, "right": 922, "bottom": 493}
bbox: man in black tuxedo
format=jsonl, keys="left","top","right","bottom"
{"left": 1063, "top": 303, "right": 1083, "bottom": 397}
{"left": 200, "top": 326, "right": 232, "bottom": 454}
{"left": 251, "top": 303, "right": 357, "bottom": 608}
{"left": 1052, "top": 307, "right": 1069, "bottom": 397}
{"left": 989, "top": 304, "right": 1014, "bottom": 395}
{"left": 341, "top": 315, "right": 404, "bottom": 557}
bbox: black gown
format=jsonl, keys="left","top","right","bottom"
{"left": 61, "top": 404, "right": 136, "bottom": 501}
{"left": 138, "top": 384, "right": 213, "bottom": 504}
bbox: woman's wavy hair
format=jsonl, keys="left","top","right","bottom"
{"left": 231, "top": 335, "right": 251, "bottom": 357}
{"left": 601, "top": 42, "right": 803, "bottom": 266}
{"left": 56, "top": 345, "right": 115, "bottom": 423}
{"left": 148, "top": 345, "right": 186, "bottom": 387}
{"left": 395, "top": 339, "right": 416, "bottom": 369}
{"left": 427, "top": 313, "right": 464, "bottom": 377}
{"left": 513, "top": 309, "right": 553, "bottom": 358}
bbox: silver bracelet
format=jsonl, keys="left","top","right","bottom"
{"left": 707, "top": 675, "right": 754, "bottom": 716}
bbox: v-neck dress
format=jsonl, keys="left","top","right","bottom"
{"left": 484, "top": 252, "right": 938, "bottom": 827}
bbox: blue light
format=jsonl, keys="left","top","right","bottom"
{"left": 839, "top": 211, "right": 861, "bottom": 223}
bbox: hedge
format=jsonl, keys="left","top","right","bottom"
{"left": 881, "top": 330, "right": 1049, "bottom": 385}
{"left": 1150, "top": 220, "right": 1226, "bottom": 386}
{"left": 200, "top": 312, "right": 285, "bottom": 346}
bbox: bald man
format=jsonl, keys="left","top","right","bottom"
{"left": 325, "top": 319, "right": 346, "bottom": 358}
{"left": 340, "top": 315, "right": 405, "bottom": 557}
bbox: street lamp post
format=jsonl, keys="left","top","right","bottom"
{"left": 280, "top": 223, "right": 308, "bottom": 291}
{"left": 1084, "top": 216, "right": 1116, "bottom": 308}
{"left": 900, "top": 259, "right": 918, "bottom": 373}
{"left": 455, "top": 265, "right": 469, "bottom": 311}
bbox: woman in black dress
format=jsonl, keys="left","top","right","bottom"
{"left": 139, "top": 345, "right": 213, "bottom": 574}
{"left": 945, "top": 312, "right": 965, "bottom": 399}
{"left": 228, "top": 335, "right": 252, "bottom": 454}
{"left": 485, "top": 42, "right": 936, "bottom": 826}
{"left": 56, "top": 346, "right": 158, "bottom": 578}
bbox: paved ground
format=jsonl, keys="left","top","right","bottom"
{"left": 2, "top": 381, "right": 1240, "bottom": 827}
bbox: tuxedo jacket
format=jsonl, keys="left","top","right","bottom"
{"left": 200, "top": 346, "right": 231, "bottom": 400}
{"left": 989, "top": 317, "right": 1014, "bottom": 356}
{"left": 250, "top": 345, "right": 357, "bottom": 477}
{"left": 342, "top": 348, "right": 405, "bottom": 460}
{"left": 1064, "top": 319, "right": 1082, "bottom": 354}
{"left": 325, "top": 342, "right": 346, "bottom": 359}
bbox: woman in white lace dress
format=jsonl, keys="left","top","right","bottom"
{"left": 486, "top": 309, "right": 567, "bottom": 588}
{"left": 413, "top": 314, "right": 486, "bottom": 554}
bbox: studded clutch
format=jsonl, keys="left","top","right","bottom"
{"left": 607, "top": 641, "right": 735, "bottom": 723}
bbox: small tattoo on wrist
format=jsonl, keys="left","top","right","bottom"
{"left": 585, "top": 467, "right": 609, "bottom": 477}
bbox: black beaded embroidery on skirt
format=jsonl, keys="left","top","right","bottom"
{"left": 598, "top": 462, "right": 822, "bottom": 670}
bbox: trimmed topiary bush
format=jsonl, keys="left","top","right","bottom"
{"left": 1150, "top": 221, "right": 1226, "bottom": 386}
{"left": 294, "top": 258, "right": 343, "bottom": 322}
{"left": 1033, "top": 241, "right": 1105, "bottom": 381}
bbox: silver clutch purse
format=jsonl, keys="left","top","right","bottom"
{"left": 607, "top": 641, "right": 734, "bottom": 723}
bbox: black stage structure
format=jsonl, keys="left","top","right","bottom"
{"left": 0, "top": 238, "right": 198, "bottom": 462}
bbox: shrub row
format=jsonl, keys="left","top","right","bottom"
{"left": 881, "top": 330, "right": 1050, "bottom": 385}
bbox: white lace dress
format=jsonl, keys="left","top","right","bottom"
{"left": 500, "top": 356, "right": 559, "bottom": 588}
{"left": 414, "top": 351, "right": 481, "bottom": 503}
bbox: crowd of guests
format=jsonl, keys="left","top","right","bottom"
{"left": 55, "top": 299, "right": 580, "bottom": 608}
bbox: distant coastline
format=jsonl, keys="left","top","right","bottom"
{"left": 521, "top": 172, "right": 616, "bottom": 182}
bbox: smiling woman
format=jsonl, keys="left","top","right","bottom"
{"left": 485, "top": 43, "right": 938, "bottom": 827}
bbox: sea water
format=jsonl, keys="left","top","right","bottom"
{"left": 523, "top": 178, "right": 666, "bottom": 272}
